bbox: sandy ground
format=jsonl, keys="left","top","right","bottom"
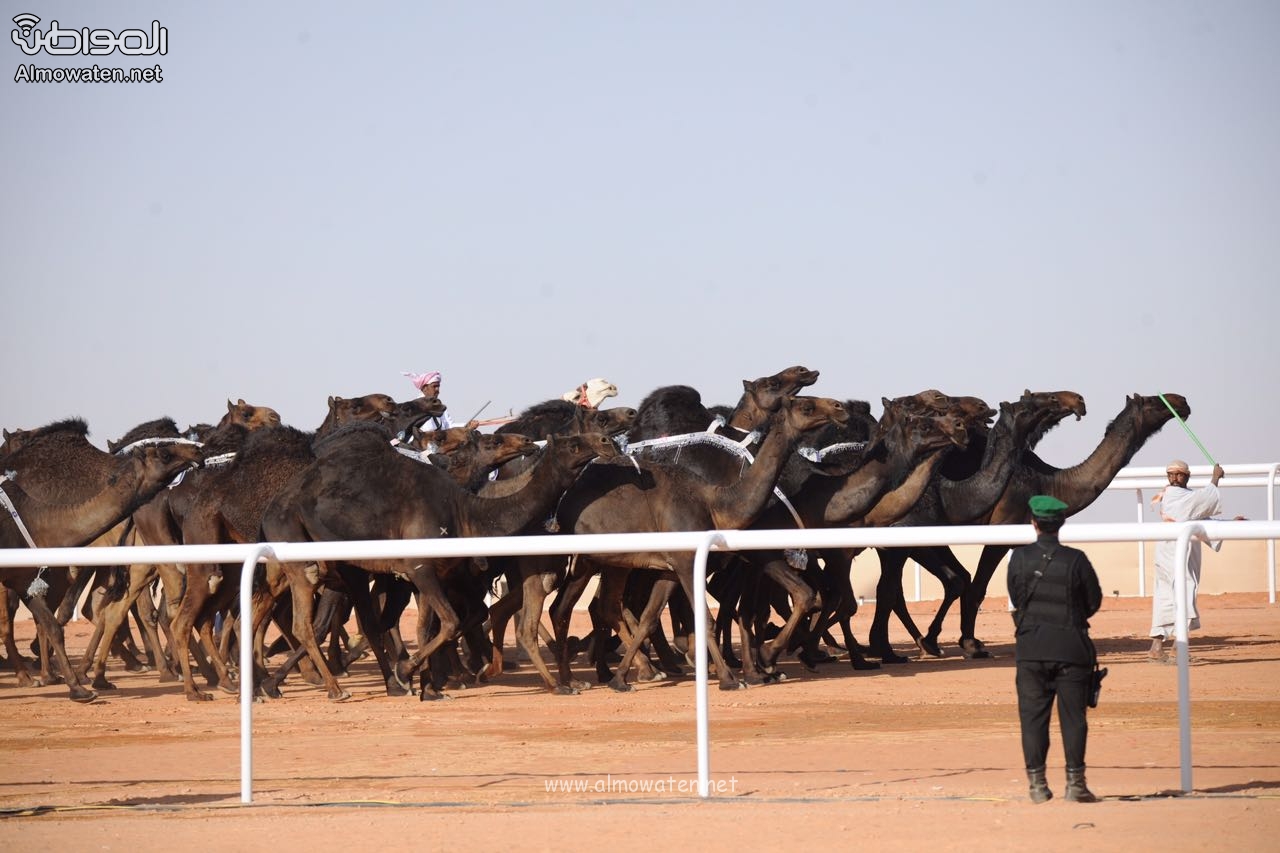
{"left": 1, "top": 588, "right": 1278, "bottom": 852}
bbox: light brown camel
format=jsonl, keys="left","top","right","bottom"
{"left": 80, "top": 401, "right": 283, "bottom": 689}
{"left": 0, "top": 420, "right": 201, "bottom": 701}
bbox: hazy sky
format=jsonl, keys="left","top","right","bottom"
{"left": 3, "top": 2, "right": 1278, "bottom": 522}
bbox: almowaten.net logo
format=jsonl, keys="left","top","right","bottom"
{"left": 11, "top": 14, "right": 165, "bottom": 83}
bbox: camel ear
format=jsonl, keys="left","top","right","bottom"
{"left": 227, "top": 399, "right": 235, "bottom": 412}
{"left": 2, "top": 428, "right": 10, "bottom": 439}
{"left": 743, "top": 379, "right": 753, "bottom": 392}
{"left": 237, "top": 398, "right": 247, "bottom": 406}
{"left": 1023, "top": 388, "right": 1032, "bottom": 398}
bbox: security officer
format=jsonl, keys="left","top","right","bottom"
{"left": 1007, "top": 494, "right": 1103, "bottom": 803}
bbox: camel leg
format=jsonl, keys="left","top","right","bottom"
{"left": 83, "top": 569, "right": 158, "bottom": 689}
{"left": 818, "top": 552, "right": 879, "bottom": 671}
{"left": 913, "top": 546, "right": 971, "bottom": 656}
{"left": 957, "top": 545, "right": 1008, "bottom": 658}
{"left": 170, "top": 564, "right": 218, "bottom": 701}
{"left": 514, "top": 570, "right": 572, "bottom": 693}
{"left": 549, "top": 558, "right": 596, "bottom": 690}
{"left": 673, "top": 565, "right": 743, "bottom": 692}
{"left": 282, "top": 563, "right": 349, "bottom": 701}
{"left": 757, "top": 559, "right": 818, "bottom": 675}
{"left": 1, "top": 587, "right": 38, "bottom": 686}
{"left": 867, "top": 550, "right": 911, "bottom": 664}
{"left": 395, "top": 565, "right": 459, "bottom": 702}
{"left": 16, "top": 586, "right": 96, "bottom": 703}
{"left": 604, "top": 575, "right": 677, "bottom": 692}
{"left": 483, "top": 580, "right": 523, "bottom": 679}
{"left": 54, "top": 566, "right": 95, "bottom": 625}
{"left": 336, "top": 565, "right": 406, "bottom": 696}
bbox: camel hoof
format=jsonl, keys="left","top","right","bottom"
{"left": 741, "top": 672, "right": 766, "bottom": 686}
{"left": 218, "top": 681, "right": 239, "bottom": 695}
{"left": 327, "top": 689, "right": 352, "bottom": 702}
{"left": 718, "top": 680, "right": 748, "bottom": 691}
{"left": 258, "top": 681, "right": 282, "bottom": 700}
{"left": 157, "top": 670, "right": 179, "bottom": 683}
{"left": 870, "top": 646, "right": 910, "bottom": 664}
{"left": 419, "top": 688, "right": 453, "bottom": 702}
{"left": 850, "top": 656, "right": 881, "bottom": 671}
{"left": 69, "top": 689, "right": 98, "bottom": 704}
{"left": 917, "top": 635, "right": 945, "bottom": 658}
{"left": 553, "top": 684, "right": 581, "bottom": 696}
{"left": 186, "top": 691, "right": 214, "bottom": 702}
{"left": 383, "top": 676, "right": 409, "bottom": 697}
{"left": 124, "top": 661, "right": 150, "bottom": 673}
{"left": 959, "top": 638, "right": 992, "bottom": 659}
{"left": 637, "top": 670, "right": 667, "bottom": 683}
{"left": 90, "top": 676, "right": 117, "bottom": 690}
{"left": 607, "top": 678, "right": 634, "bottom": 693}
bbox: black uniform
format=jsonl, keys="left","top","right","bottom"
{"left": 1007, "top": 532, "right": 1103, "bottom": 771}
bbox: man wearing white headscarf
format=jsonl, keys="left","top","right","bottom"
{"left": 1148, "top": 459, "right": 1224, "bottom": 660}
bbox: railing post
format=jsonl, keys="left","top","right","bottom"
{"left": 240, "top": 544, "right": 275, "bottom": 804}
{"left": 1172, "top": 523, "right": 1202, "bottom": 794}
{"left": 1136, "top": 487, "right": 1146, "bottom": 597}
{"left": 692, "top": 531, "right": 724, "bottom": 799}
{"left": 1269, "top": 466, "right": 1277, "bottom": 604}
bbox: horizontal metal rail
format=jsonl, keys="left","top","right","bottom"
{"left": 3, "top": 520, "right": 1279, "bottom": 801}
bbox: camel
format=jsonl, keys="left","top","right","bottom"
{"left": 541, "top": 395, "right": 849, "bottom": 694}
{"left": 723, "top": 396, "right": 972, "bottom": 676}
{"left": 952, "top": 391, "right": 1190, "bottom": 657}
{"left": 81, "top": 403, "right": 284, "bottom": 690}
{"left": 0, "top": 420, "right": 201, "bottom": 701}
{"left": 495, "top": 400, "right": 636, "bottom": 442}
{"left": 166, "top": 393, "right": 442, "bottom": 701}
{"left": 865, "top": 390, "right": 1087, "bottom": 661}
{"left": 256, "top": 422, "right": 619, "bottom": 701}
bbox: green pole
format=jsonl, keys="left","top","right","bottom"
{"left": 1158, "top": 392, "right": 1217, "bottom": 467}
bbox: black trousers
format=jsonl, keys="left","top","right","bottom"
{"left": 1015, "top": 659, "right": 1091, "bottom": 770}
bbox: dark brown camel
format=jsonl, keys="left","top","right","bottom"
{"left": 256, "top": 423, "right": 619, "bottom": 701}
{"left": 865, "top": 390, "right": 1087, "bottom": 661}
{"left": 543, "top": 395, "right": 849, "bottom": 694}
{"left": 496, "top": 400, "right": 638, "bottom": 441}
{"left": 726, "top": 397, "right": 972, "bottom": 677}
{"left": 952, "top": 392, "right": 1190, "bottom": 657}
{"left": 0, "top": 421, "right": 201, "bottom": 701}
{"left": 167, "top": 393, "right": 440, "bottom": 701}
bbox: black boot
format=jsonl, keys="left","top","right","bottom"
{"left": 1065, "top": 767, "right": 1097, "bottom": 802}
{"left": 1026, "top": 767, "right": 1053, "bottom": 804}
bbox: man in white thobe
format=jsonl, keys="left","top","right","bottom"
{"left": 1149, "top": 459, "right": 1224, "bottom": 660}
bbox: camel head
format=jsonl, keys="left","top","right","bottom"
{"left": 1015, "top": 389, "right": 1088, "bottom": 449}
{"left": 546, "top": 431, "right": 622, "bottom": 469}
{"left": 740, "top": 366, "right": 821, "bottom": 414}
{"left": 106, "top": 417, "right": 182, "bottom": 454}
{"left": 129, "top": 440, "right": 205, "bottom": 482}
{"left": 418, "top": 426, "right": 474, "bottom": 454}
{"left": 778, "top": 396, "right": 849, "bottom": 434}
{"left": 1129, "top": 392, "right": 1189, "bottom": 434}
{"left": 476, "top": 432, "right": 541, "bottom": 466}
{"left": 223, "top": 399, "right": 282, "bottom": 430}
{"left": 573, "top": 404, "right": 636, "bottom": 437}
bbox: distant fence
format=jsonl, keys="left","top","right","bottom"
{"left": 2, "top": 520, "right": 1278, "bottom": 802}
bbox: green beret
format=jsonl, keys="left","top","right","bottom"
{"left": 1028, "top": 494, "right": 1068, "bottom": 519}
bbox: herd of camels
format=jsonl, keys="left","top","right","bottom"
{"left": 0, "top": 366, "right": 1191, "bottom": 703}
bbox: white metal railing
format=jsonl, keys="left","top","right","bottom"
{"left": 3, "top": 520, "right": 1279, "bottom": 801}
{"left": 1105, "top": 462, "right": 1279, "bottom": 602}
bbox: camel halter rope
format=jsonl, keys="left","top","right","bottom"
{"left": 110, "top": 436, "right": 224, "bottom": 489}
{"left": 615, "top": 418, "right": 816, "bottom": 568}
{"left": 0, "top": 474, "right": 50, "bottom": 596}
